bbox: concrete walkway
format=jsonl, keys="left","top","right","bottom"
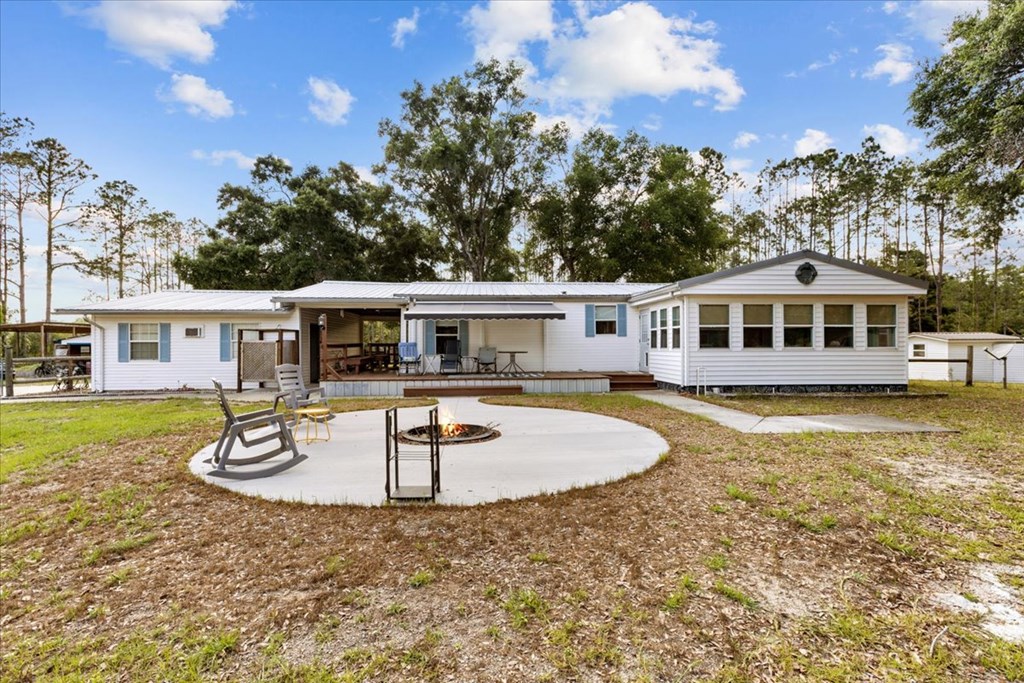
{"left": 632, "top": 391, "right": 954, "bottom": 434}
{"left": 189, "top": 397, "right": 668, "bottom": 506}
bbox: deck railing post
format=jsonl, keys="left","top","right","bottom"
{"left": 965, "top": 345, "right": 974, "bottom": 387}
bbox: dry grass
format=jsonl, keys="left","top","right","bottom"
{"left": 0, "top": 385, "right": 1022, "bottom": 682}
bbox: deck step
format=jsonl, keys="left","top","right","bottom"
{"left": 609, "top": 382, "right": 659, "bottom": 392}
{"left": 604, "top": 373, "right": 657, "bottom": 392}
{"left": 403, "top": 385, "right": 524, "bottom": 397}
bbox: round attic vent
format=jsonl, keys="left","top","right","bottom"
{"left": 795, "top": 262, "right": 818, "bottom": 285}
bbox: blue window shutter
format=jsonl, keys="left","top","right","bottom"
{"left": 459, "top": 320, "right": 469, "bottom": 356}
{"left": 159, "top": 323, "right": 171, "bottom": 362}
{"left": 424, "top": 320, "right": 436, "bottom": 355}
{"left": 617, "top": 303, "right": 628, "bottom": 337}
{"left": 219, "top": 323, "right": 232, "bottom": 362}
{"left": 118, "top": 323, "right": 129, "bottom": 363}
{"left": 584, "top": 304, "right": 596, "bottom": 338}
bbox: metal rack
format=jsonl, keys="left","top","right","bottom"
{"left": 385, "top": 406, "right": 441, "bottom": 502}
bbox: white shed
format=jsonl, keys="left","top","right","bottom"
{"left": 907, "top": 332, "right": 1024, "bottom": 384}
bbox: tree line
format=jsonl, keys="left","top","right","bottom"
{"left": 0, "top": 115, "right": 206, "bottom": 322}
{"left": 3, "top": 1, "right": 1020, "bottom": 333}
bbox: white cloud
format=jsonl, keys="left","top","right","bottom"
{"left": 162, "top": 74, "right": 234, "bottom": 119}
{"left": 863, "top": 43, "right": 914, "bottom": 85}
{"left": 794, "top": 128, "right": 834, "bottom": 156}
{"left": 732, "top": 131, "right": 759, "bottom": 149}
{"left": 191, "top": 149, "right": 256, "bottom": 170}
{"left": 354, "top": 166, "right": 379, "bottom": 185}
{"left": 466, "top": 0, "right": 555, "bottom": 67}
{"left": 81, "top": 0, "right": 237, "bottom": 69}
{"left": 807, "top": 51, "right": 840, "bottom": 71}
{"left": 642, "top": 114, "right": 662, "bottom": 132}
{"left": 531, "top": 110, "right": 610, "bottom": 139}
{"left": 902, "top": 0, "right": 987, "bottom": 46}
{"left": 307, "top": 76, "right": 354, "bottom": 125}
{"left": 466, "top": 1, "right": 743, "bottom": 124}
{"left": 862, "top": 123, "right": 921, "bottom": 156}
{"left": 542, "top": 2, "right": 744, "bottom": 112}
{"left": 882, "top": 1, "right": 900, "bottom": 15}
{"left": 392, "top": 7, "right": 420, "bottom": 48}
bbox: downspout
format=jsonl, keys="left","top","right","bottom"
{"left": 84, "top": 314, "right": 104, "bottom": 393}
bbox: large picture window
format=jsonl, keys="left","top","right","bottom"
{"left": 783, "top": 304, "right": 813, "bottom": 348}
{"left": 129, "top": 323, "right": 159, "bottom": 361}
{"left": 594, "top": 305, "right": 617, "bottom": 335}
{"left": 743, "top": 304, "right": 773, "bottom": 348}
{"left": 867, "top": 305, "right": 896, "bottom": 347}
{"left": 699, "top": 305, "right": 730, "bottom": 349}
{"left": 824, "top": 305, "right": 854, "bottom": 348}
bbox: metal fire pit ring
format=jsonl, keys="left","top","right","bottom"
{"left": 399, "top": 424, "right": 501, "bottom": 445}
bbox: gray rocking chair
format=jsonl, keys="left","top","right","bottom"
{"left": 208, "top": 379, "right": 308, "bottom": 480}
{"left": 273, "top": 363, "right": 334, "bottom": 423}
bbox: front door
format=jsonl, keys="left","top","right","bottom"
{"left": 309, "top": 323, "right": 320, "bottom": 383}
{"left": 639, "top": 312, "right": 650, "bottom": 371}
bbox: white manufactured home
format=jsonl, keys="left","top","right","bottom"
{"left": 58, "top": 250, "right": 928, "bottom": 395}
{"left": 908, "top": 332, "right": 1024, "bottom": 385}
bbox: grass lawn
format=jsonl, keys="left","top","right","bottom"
{"left": 0, "top": 385, "right": 1022, "bottom": 681}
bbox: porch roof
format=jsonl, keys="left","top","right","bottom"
{"left": 403, "top": 301, "right": 566, "bottom": 320}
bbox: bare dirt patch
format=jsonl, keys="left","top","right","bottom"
{"left": 881, "top": 456, "right": 1024, "bottom": 497}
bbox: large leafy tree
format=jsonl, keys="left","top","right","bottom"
{"left": 909, "top": 0, "right": 1023, "bottom": 268}
{"left": 526, "top": 128, "right": 651, "bottom": 281}
{"left": 175, "top": 156, "right": 437, "bottom": 289}
{"left": 378, "top": 60, "right": 555, "bottom": 281}
{"left": 607, "top": 145, "right": 730, "bottom": 282}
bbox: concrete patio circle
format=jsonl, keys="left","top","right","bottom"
{"left": 188, "top": 398, "right": 668, "bottom": 506}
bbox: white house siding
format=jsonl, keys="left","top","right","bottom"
{"left": 683, "top": 296, "right": 910, "bottom": 389}
{"left": 544, "top": 302, "right": 639, "bottom": 372}
{"left": 639, "top": 304, "right": 684, "bottom": 386}
{"left": 681, "top": 257, "right": 922, "bottom": 297}
{"left": 91, "top": 314, "right": 294, "bottom": 392}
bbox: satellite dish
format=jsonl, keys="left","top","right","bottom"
{"left": 985, "top": 342, "right": 1018, "bottom": 360}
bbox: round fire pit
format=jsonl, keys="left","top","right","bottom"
{"left": 399, "top": 423, "right": 500, "bottom": 445}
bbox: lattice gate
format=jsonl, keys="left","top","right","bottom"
{"left": 235, "top": 329, "right": 300, "bottom": 392}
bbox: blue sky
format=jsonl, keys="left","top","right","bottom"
{"left": 0, "top": 0, "right": 985, "bottom": 319}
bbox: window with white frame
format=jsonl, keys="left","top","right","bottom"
{"left": 129, "top": 323, "right": 159, "bottom": 360}
{"left": 650, "top": 307, "right": 682, "bottom": 349}
{"left": 912, "top": 343, "right": 926, "bottom": 358}
{"left": 867, "top": 305, "right": 897, "bottom": 347}
{"left": 594, "top": 305, "right": 617, "bottom": 335}
{"left": 743, "top": 304, "right": 774, "bottom": 348}
{"left": 435, "top": 322, "right": 460, "bottom": 354}
{"left": 230, "top": 323, "right": 259, "bottom": 359}
{"left": 783, "top": 304, "right": 813, "bottom": 348}
{"left": 184, "top": 326, "right": 204, "bottom": 338}
{"left": 823, "top": 305, "right": 854, "bottom": 348}
{"left": 699, "top": 305, "right": 730, "bottom": 349}
{"left": 671, "top": 305, "right": 681, "bottom": 349}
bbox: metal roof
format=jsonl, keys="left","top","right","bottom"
{"left": 404, "top": 301, "right": 566, "bottom": 320}
{"left": 275, "top": 281, "right": 409, "bottom": 303}
{"left": 55, "top": 290, "right": 290, "bottom": 314}
{"left": 909, "top": 332, "right": 1023, "bottom": 343}
{"left": 273, "top": 280, "right": 664, "bottom": 304}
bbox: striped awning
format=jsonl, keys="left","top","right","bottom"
{"left": 403, "top": 302, "right": 566, "bottom": 320}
